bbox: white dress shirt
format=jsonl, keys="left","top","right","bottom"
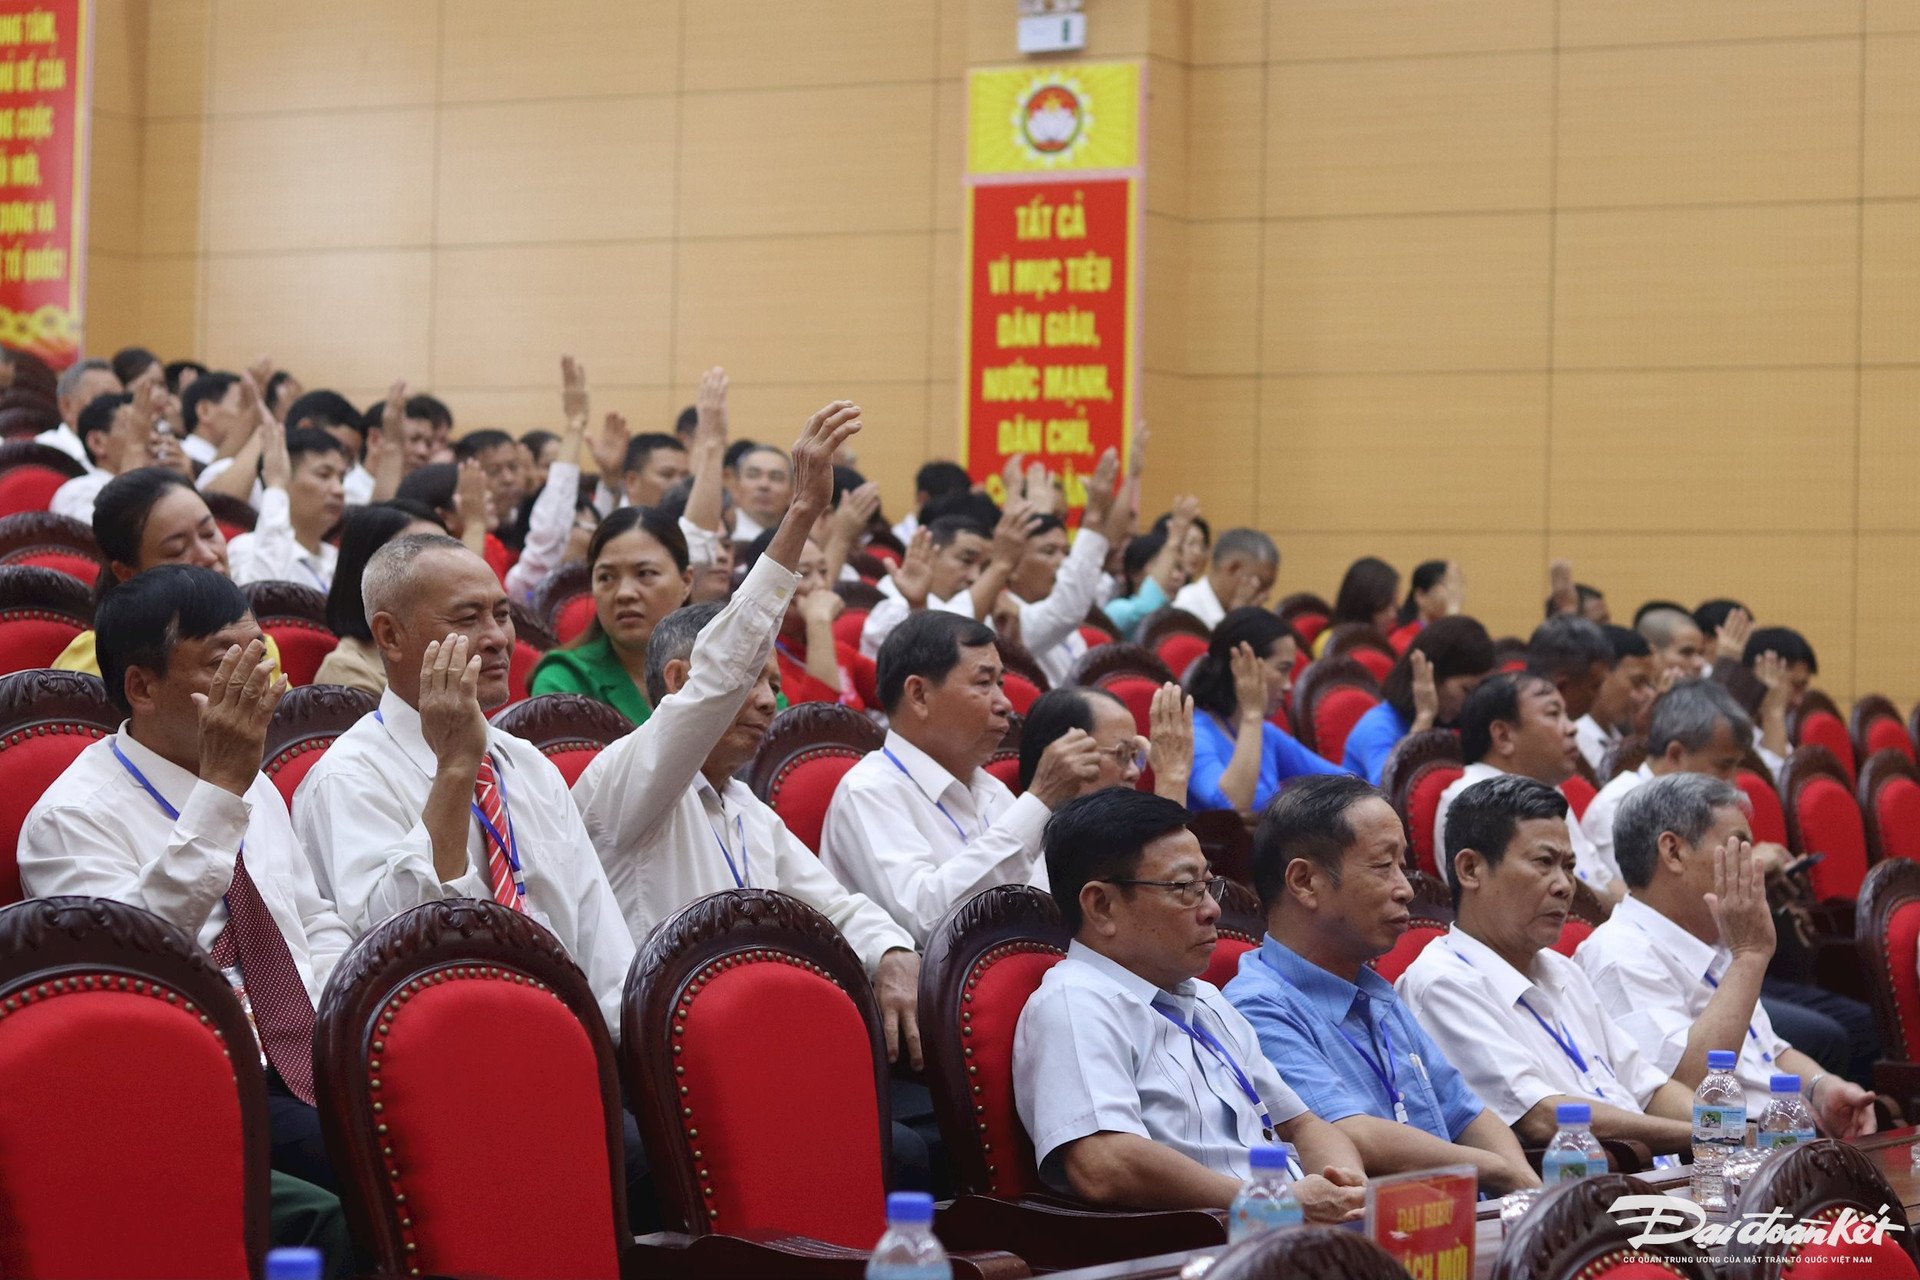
{"left": 292, "top": 686, "right": 636, "bottom": 1036}
{"left": 1752, "top": 725, "right": 1786, "bottom": 785}
{"left": 1395, "top": 925, "right": 1671, "bottom": 1125}
{"left": 227, "top": 488, "right": 337, "bottom": 591}
{"left": 342, "top": 463, "right": 376, "bottom": 507}
{"left": 1015, "top": 941, "right": 1307, "bottom": 1191}
{"left": 572, "top": 555, "right": 916, "bottom": 971}
{"left": 1575, "top": 714, "right": 1617, "bottom": 775}
{"left": 1435, "top": 761, "right": 1616, "bottom": 895}
{"left": 859, "top": 576, "right": 972, "bottom": 659}
{"left": 19, "top": 729, "right": 353, "bottom": 1005}
{"left": 1171, "top": 577, "right": 1226, "bottom": 628}
{"left": 1003, "top": 528, "right": 1108, "bottom": 687}
{"left": 35, "top": 422, "right": 97, "bottom": 471}
{"left": 820, "top": 728, "right": 1051, "bottom": 946}
{"left": 1577, "top": 894, "right": 1791, "bottom": 1112}
{"left": 730, "top": 509, "right": 770, "bottom": 543}
{"left": 48, "top": 470, "right": 111, "bottom": 522}
{"left": 1580, "top": 763, "right": 1654, "bottom": 883}
{"left": 181, "top": 432, "right": 219, "bottom": 467}
{"left": 196, "top": 456, "right": 264, "bottom": 506}
{"left": 504, "top": 459, "right": 581, "bottom": 602}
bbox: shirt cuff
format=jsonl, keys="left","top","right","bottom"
{"left": 737, "top": 551, "right": 800, "bottom": 615}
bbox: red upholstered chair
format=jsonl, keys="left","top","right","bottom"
{"left": 1737, "top": 767, "right": 1789, "bottom": 848}
{"left": 994, "top": 633, "right": 1050, "bottom": 715}
{"left": 1068, "top": 642, "right": 1176, "bottom": 738}
{"left": 1189, "top": 807, "right": 1255, "bottom": 888}
{"left": 0, "top": 401, "right": 59, "bottom": 442}
{"left": 0, "top": 563, "right": 91, "bottom": 674}
{"left": 507, "top": 599, "right": 555, "bottom": 706}
{"left": 1790, "top": 690, "right": 1856, "bottom": 784}
{"left": 314, "top": 899, "right": 634, "bottom": 1280}
{"left": 1853, "top": 695, "right": 1915, "bottom": 766}
{"left": 984, "top": 713, "right": 1023, "bottom": 796}
{"left": 0, "top": 896, "right": 271, "bottom": 1279}
{"left": 262, "top": 683, "right": 377, "bottom": 811}
{"left": 1727, "top": 1141, "right": 1919, "bottom": 1280}
{"left": 745, "top": 701, "right": 883, "bottom": 854}
{"left": 1382, "top": 729, "right": 1465, "bottom": 878}
{"left": 532, "top": 559, "right": 595, "bottom": 646}
{"left": 1493, "top": 1173, "right": 1711, "bottom": 1280}
{"left": 239, "top": 580, "right": 336, "bottom": 688}
{"left": 0, "top": 669, "right": 116, "bottom": 905}
{"left": 1860, "top": 749, "right": 1920, "bottom": 867}
{"left": 1139, "top": 606, "right": 1208, "bottom": 662}
{"left": 1405, "top": 764, "right": 1464, "bottom": 880}
{"left": 491, "top": 692, "right": 635, "bottom": 786}
{"left": 1321, "top": 622, "right": 1396, "bottom": 685}
{"left": 1291, "top": 656, "right": 1382, "bottom": 764}
{"left": 1203, "top": 880, "right": 1265, "bottom": 990}
{"left": 201, "top": 492, "right": 259, "bottom": 541}
{"left": 2, "top": 350, "right": 54, "bottom": 401}
{"left": 1370, "top": 871, "right": 1453, "bottom": 984}
{"left": 1856, "top": 858, "right": 1920, "bottom": 1116}
{"left": 0, "top": 510, "right": 104, "bottom": 584}
{"left": 1204, "top": 1225, "right": 1408, "bottom": 1280}
{"left": 834, "top": 607, "right": 870, "bottom": 652}
{"left": 1561, "top": 774, "right": 1599, "bottom": 823}
{"left": 1782, "top": 744, "right": 1873, "bottom": 903}
{"left": 1550, "top": 882, "right": 1607, "bottom": 958}
{"left": 0, "top": 441, "right": 83, "bottom": 517}
{"left": 918, "top": 884, "right": 1228, "bottom": 1270}
{"left": 1275, "top": 592, "right": 1330, "bottom": 649}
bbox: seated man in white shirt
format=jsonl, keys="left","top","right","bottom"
{"left": 178, "top": 371, "right": 244, "bottom": 468}
{"left": 1397, "top": 775, "right": 1695, "bottom": 1153}
{"left": 291, "top": 532, "right": 635, "bottom": 1036}
{"left": 1582, "top": 678, "right": 1752, "bottom": 875}
{"left": 1433, "top": 672, "right": 1617, "bottom": 900}
{"left": 35, "top": 356, "right": 119, "bottom": 469}
{"left": 1525, "top": 614, "right": 1613, "bottom": 731}
{"left": 1575, "top": 626, "right": 1656, "bottom": 774}
{"left": 998, "top": 450, "right": 1128, "bottom": 686}
{"left": 820, "top": 609, "right": 1102, "bottom": 945}
{"left": 1171, "top": 527, "right": 1276, "bottom": 629}
{"left": 287, "top": 388, "right": 379, "bottom": 506}
{"left": 860, "top": 515, "right": 1002, "bottom": 658}
{"left": 1581, "top": 774, "right": 1876, "bottom": 1136}
{"left": 1014, "top": 788, "right": 1367, "bottom": 1218}
{"left": 19, "top": 565, "right": 352, "bottom": 1191}
{"left": 227, "top": 427, "right": 347, "bottom": 590}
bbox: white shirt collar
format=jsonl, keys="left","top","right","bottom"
{"left": 1614, "top": 892, "right": 1724, "bottom": 981}
{"left": 881, "top": 728, "right": 970, "bottom": 806}
{"left": 1442, "top": 923, "right": 1553, "bottom": 1010}
{"left": 1064, "top": 939, "right": 1193, "bottom": 1009}
{"left": 374, "top": 686, "right": 438, "bottom": 778}
{"left": 110, "top": 723, "right": 202, "bottom": 808}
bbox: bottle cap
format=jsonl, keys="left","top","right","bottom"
{"left": 264, "top": 1248, "right": 324, "bottom": 1280}
{"left": 1707, "top": 1050, "right": 1737, "bottom": 1071}
{"left": 1771, "top": 1074, "right": 1802, "bottom": 1094}
{"left": 1555, "top": 1102, "right": 1591, "bottom": 1125}
{"left": 1249, "top": 1143, "right": 1292, "bottom": 1171}
{"left": 886, "top": 1191, "right": 935, "bottom": 1225}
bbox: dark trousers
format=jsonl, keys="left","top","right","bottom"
{"left": 1762, "top": 977, "right": 1882, "bottom": 1088}
{"left": 266, "top": 1075, "right": 336, "bottom": 1193}
{"left": 891, "top": 1078, "right": 942, "bottom": 1195}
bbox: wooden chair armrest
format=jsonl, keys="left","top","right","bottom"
{"left": 934, "top": 1192, "right": 1226, "bottom": 1271}
{"left": 627, "top": 1232, "right": 1028, "bottom": 1280}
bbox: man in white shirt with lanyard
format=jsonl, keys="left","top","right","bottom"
{"left": 291, "top": 532, "right": 634, "bottom": 1037}
{"left": 1014, "top": 788, "right": 1366, "bottom": 1218}
{"left": 1396, "top": 774, "right": 1696, "bottom": 1154}
{"left": 993, "top": 448, "right": 1129, "bottom": 687}
{"left": 820, "top": 608, "right": 1103, "bottom": 946}
{"left": 20, "top": 565, "right": 352, "bottom": 1192}
{"left": 1580, "top": 773, "right": 1876, "bottom": 1135}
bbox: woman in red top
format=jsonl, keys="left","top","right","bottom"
{"left": 773, "top": 536, "right": 877, "bottom": 711}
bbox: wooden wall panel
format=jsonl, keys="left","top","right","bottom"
{"left": 1267, "top": 0, "right": 1554, "bottom": 61}
{"left": 1861, "top": 201, "right": 1919, "bottom": 365}
{"left": 205, "top": 0, "right": 436, "bottom": 114}
{"left": 437, "top": 0, "right": 681, "bottom": 102}
{"left": 1557, "top": 0, "right": 1859, "bottom": 46}
{"left": 1183, "top": 219, "right": 1260, "bottom": 376}
{"left": 1857, "top": 536, "right": 1920, "bottom": 706}
{"left": 203, "top": 109, "right": 436, "bottom": 253}
{"left": 683, "top": 0, "right": 938, "bottom": 90}
{"left": 140, "top": 119, "right": 204, "bottom": 256}
{"left": 1865, "top": 35, "right": 1919, "bottom": 196}
{"left": 1858, "top": 370, "right": 1920, "bottom": 532}
{"left": 202, "top": 250, "right": 433, "bottom": 390}
{"left": 1187, "top": 66, "right": 1263, "bottom": 219}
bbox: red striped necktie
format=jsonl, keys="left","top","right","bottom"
{"left": 474, "top": 755, "right": 526, "bottom": 912}
{"left": 208, "top": 851, "right": 318, "bottom": 1107}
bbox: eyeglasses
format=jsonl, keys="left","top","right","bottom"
{"left": 1098, "top": 876, "right": 1229, "bottom": 907}
{"left": 1102, "top": 742, "right": 1149, "bottom": 771}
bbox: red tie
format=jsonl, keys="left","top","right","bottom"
{"left": 209, "top": 850, "right": 318, "bottom": 1107}
{"left": 474, "top": 755, "right": 525, "bottom": 912}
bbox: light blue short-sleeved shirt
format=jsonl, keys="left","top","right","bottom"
{"left": 1188, "top": 712, "right": 1346, "bottom": 813}
{"left": 1342, "top": 702, "right": 1413, "bottom": 785}
{"left": 1013, "top": 941, "right": 1308, "bottom": 1192}
{"left": 1224, "top": 935, "right": 1486, "bottom": 1142}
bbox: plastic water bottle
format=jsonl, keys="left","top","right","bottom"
{"left": 866, "top": 1191, "right": 951, "bottom": 1280}
{"left": 1691, "top": 1049, "right": 1748, "bottom": 1212}
{"left": 1757, "top": 1074, "right": 1817, "bottom": 1153}
{"left": 1542, "top": 1102, "right": 1605, "bottom": 1182}
{"left": 264, "top": 1248, "right": 323, "bottom": 1280}
{"left": 1228, "top": 1143, "right": 1304, "bottom": 1241}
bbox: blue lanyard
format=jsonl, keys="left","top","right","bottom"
{"left": 709, "top": 803, "right": 749, "bottom": 889}
{"left": 882, "top": 747, "right": 974, "bottom": 842}
{"left": 110, "top": 739, "right": 243, "bottom": 921}
{"left": 1154, "top": 1002, "right": 1275, "bottom": 1139}
{"left": 1334, "top": 1011, "right": 1408, "bottom": 1124}
{"left": 376, "top": 709, "right": 525, "bottom": 899}
{"left": 1702, "top": 970, "right": 1774, "bottom": 1065}
{"left": 1448, "top": 942, "right": 1591, "bottom": 1075}
{"left": 297, "top": 556, "right": 328, "bottom": 591}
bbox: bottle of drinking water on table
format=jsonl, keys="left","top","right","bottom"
{"left": 1228, "top": 1143, "right": 1303, "bottom": 1241}
{"left": 1757, "top": 1074, "right": 1817, "bottom": 1153}
{"left": 867, "top": 1191, "right": 951, "bottom": 1280}
{"left": 1542, "top": 1102, "right": 1605, "bottom": 1182}
{"left": 1691, "top": 1049, "right": 1747, "bottom": 1212}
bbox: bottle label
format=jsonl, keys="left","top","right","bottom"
{"left": 1758, "top": 1127, "right": 1816, "bottom": 1151}
{"left": 1230, "top": 1197, "right": 1304, "bottom": 1241}
{"left": 1542, "top": 1151, "right": 1594, "bottom": 1182}
{"left": 1693, "top": 1103, "right": 1746, "bottom": 1138}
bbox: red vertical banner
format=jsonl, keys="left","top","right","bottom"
{"left": 0, "top": 0, "right": 88, "bottom": 368}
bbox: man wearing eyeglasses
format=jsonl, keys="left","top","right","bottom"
{"left": 1224, "top": 775, "right": 1539, "bottom": 1194}
{"left": 1013, "top": 788, "right": 1367, "bottom": 1218}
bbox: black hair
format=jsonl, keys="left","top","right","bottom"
{"left": 453, "top": 429, "right": 515, "bottom": 461}
{"left": 395, "top": 463, "right": 458, "bottom": 514}
{"left": 831, "top": 464, "right": 865, "bottom": 506}
{"left": 923, "top": 490, "right": 1002, "bottom": 531}
{"left": 1633, "top": 599, "right": 1692, "bottom": 629}
{"left": 673, "top": 405, "right": 698, "bottom": 437}
{"left": 1251, "top": 774, "right": 1390, "bottom": 911}
{"left": 1398, "top": 558, "right": 1451, "bottom": 625}
{"left": 110, "top": 346, "right": 160, "bottom": 386}
{"left": 92, "top": 467, "right": 200, "bottom": 594}
{"left": 264, "top": 369, "right": 297, "bottom": 407}
{"left": 327, "top": 502, "right": 440, "bottom": 640}
{"left": 1121, "top": 529, "right": 1167, "bottom": 591}
{"left": 1457, "top": 671, "right": 1553, "bottom": 765}
{"left": 914, "top": 461, "right": 971, "bottom": 502}
{"left": 405, "top": 394, "right": 453, "bottom": 431}
{"left": 286, "top": 389, "right": 365, "bottom": 437}
{"left": 926, "top": 514, "right": 990, "bottom": 548}
{"left": 1044, "top": 789, "right": 1195, "bottom": 933}
{"left": 875, "top": 609, "right": 998, "bottom": 715}
{"left": 722, "top": 439, "right": 759, "bottom": 471}
{"left": 1601, "top": 623, "right": 1651, "bottom": 661}
{"left": 623, "top": 431, "right": 686, "bottom": 475}
{"left": 569, "top": 506, "right": 692, "bottom": 651}
{"left": 163, "top": 359, "right": 208, "bottom": 392}
{"left": 1744, "top": 626, "right": 1817, "bottom": 674}
{"left": 1150, "top": 510, "right": 1212, "bottom": 548}
{"left": 1330, "top": 556, "right": 1399, "bottom": 630}
{"left": 96, "top": 564, "right": 252, "bottom": 716}
{"left": 736, "top": 526, "right": 777, "bottom": 577}
{"left": 1526, "top": 615, "right": 1613, "bottom": 680}
{"left": 1018, "top": 685, "right": 1128, "bottom": 791}
{"left": 1693, "top": 599, "right": 1748, "bottom": 638}
{"left": 643, "top": 600, "right": 725, "bottom": 705}
{"left": 1028, "top": 513, "right": 1066, "bottom": 539}
{"left": 1442, "top": 774, "right": 1569, "bottom": 908}
{"left": 286, "top": 426, "right": 350, "bottom": 469}
{"left": 1379, "top": 615, "right": 1496, "bottom": 721}
{"left": 1185, "top": 606, "right": 1295, "bottom": 719}
{"left": 77, "top": 392, "right": 131, "bottom": 454}
{"left": 180, "top": 372, "right": 238, "bottom": 433}
{"left": 522, "top": 429, "right": 559, "bottom": 460}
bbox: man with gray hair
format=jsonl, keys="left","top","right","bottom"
{"left": 1580, "top": 678, "right": 1753, "bottom": 874}
{"left": 36, "top": 356, "right": 121, "bottom": 468}
{"left": 1172, "top": 526, "right": 1278, "bottom": 627}
{"left": 1577, "top": 773, "right": 1876, "bottom": 1135}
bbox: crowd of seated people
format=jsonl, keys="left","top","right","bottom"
{"left": 0, "top": 337, "right": 1911, "bottom": 1274}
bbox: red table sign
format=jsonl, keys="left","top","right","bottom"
{"left": 1366, "top": 1164, "right": 1476, "bottom": 1280}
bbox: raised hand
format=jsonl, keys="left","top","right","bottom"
{"left": 246, "top": 354, "right": 276, "bottom": 394}
{"left": 560, "top": 354, "right": 589, "bottom": 425}
{"left": 1230, "top": 641, "right": 1270, "bottom": 721}
{"left": 1080, "top": 447, "right": 1125, "bottom": 540}
{"left": 1128, "top": 422, "right": 1150, "bottom": 482}
{"left": 1548, "top": 558, "right": 1577, "bottom": 615}
{"left": 1715, "top": 607, "right": 1753, "bottom": 664}
{"left": 1706, "top": 832, "right": 1775, "bottom": 961}
{"left": 992, "top": 498, "right": 1038, "bottom": 569}
{"left": 195, "top": 638, "right": 286, "bottom": 797}
{"left": 1028, "top": 728, "right": 1103, "bottom": 809}
{"left": 834, "top": 480, "right": 883, "bottom": 539}
{"left": 695, "top": 366, "right": 729, "bottom": 446}
{"left": 1148, "top": 681, "right": 1194, "bottom": 801}
{"left": 1001, "top": 452, "right": 1025, "bottom": 504}
{"left": 893, "top": 527, "right": 935, "bottom": 609}
{"left": 1410, "top": 650, "right": 1440, "bottom": 731}
{"left": 417, "top": 634, "right": 488, "bottom": 770}
{"left": 1024, "top": 459, "right": 1057, "bottom": 514}
{"left": 454, "top": 459, "right": 492, "bottom": 546}
{"left": 788, "top": 401, "right": 864, "bottom": 519}
{"left": 588, "top": 411, "right": 630, "bottom": 481}
{"left": 797, "top": 585, "right": 844, "bottom": 627}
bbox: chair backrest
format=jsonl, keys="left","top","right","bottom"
{"left": 1321, "top": 622, "right": 1397, "bottom": 684}
{"left": 1561, "top": 774, "right": 1599, "bottom": 822}
{"left": 1070, "top": 642, "right": 1177, "bottom": 737}
{"left": 315, "top": 899, "right": 628, "bottom": 1279}
{"left": 507, "top": 600, "right": 556, "bottom": 706}
{"left": 1493, "top": 1172, "right": 1711, "bottom": 1280}
{"left": 995, "top": 633, "right": 1050, "bottom": 714}
{"left": 490, "top": 692, "right": 636, "bottom": 786}
{"left": 1737, "top": 767, "right": 1789, "bottom": 848}
{"left": 1551, "top": 918, "right": 1595, "bottom": 958}
{"left": 1782, "top": 745, "right": 1872, "bottom": 901}
{"left": 625, "top": 889, "right": 889, "bottom": 1248}
{"left": 1189, "top": 807, "right": 1255, "bottom": 887}
{"left": 833, "top": 606, "right": 869, "bottom": 653}
{"left": 1368, "top": 871, "right": 1455, "bottom": 984}
{"left": 201, "top": 492, "right": 259, "bottom": 539}
{"left": 1860, "top": 749, "right": 1920, "bottom": 866}
{"left": 1292, "top": 656, "right": 1382, "bottom": 763}
{"left": 239, "top": 580, "right": 337, "bottom": 687}
{"left": 1275, "top": 592, "right": 1330, "bottom": 632}
{"left": 261, "top": 683, "right": 378, "bottom": 811}
{"left": 0, "top": 563, "right": 92, "bottom": 674}
{"left": 1405, "top": 763, "right": 1465, "bottom": 880}
{"left": 1853, "top": 695, "right": 1915, "bottom": 766}
{"left": 1857, "top": 858, "right": 1920, "bottom": 1065}
{"left": 0, "top": 510, "right": 104, "bottom": 584}
{"left": 1790, "top": 690, "right": 1856, "bottom": 783}
{"left": 1203, "top": 880, "right": 1265, "bottom": 989}
{"left": 1381, "top": 728, "right": 1462, "bottom": 810}
{"left": 0, "top": 402, "right": 60, "bottom": 442}
{"left": 1730, "top": 1140, "right": 1920, "bottom": 1279}
{"left": 0, "top": 669, "right": 117, "bottom": 904}
{"left": 532, "top": 558, "right": 593, "bottom": 644}
{"left": 0, "top": 896, "right": 269, "bottom": 1279}
{"left": 1205, "top": 1224, "right": 1412, "bottom": 1280}
{"left": 920, "top": 883, "right": 1069, "bottom": 1198}
{"left": 0, "top": 441, "right": 83, "bottom": 517}
{"left": 744, "top": 701, "right": 884, "bottom": 854}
